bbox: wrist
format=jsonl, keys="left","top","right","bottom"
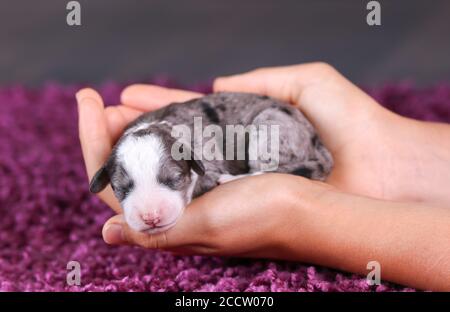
{"left": 390, "top": 117, "right": 450, "bottom": 204}
{"left": 273, "top": 176, "right": 336, "bottom": 262}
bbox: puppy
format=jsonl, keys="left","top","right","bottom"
{"left": 89, "top": 92, "right": 333, "bottom": 233}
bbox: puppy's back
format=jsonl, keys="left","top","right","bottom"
{"left": 128, "top": 92, "right": 307, "bottom": 129}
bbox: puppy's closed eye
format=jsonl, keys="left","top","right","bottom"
{"left": 158, "top": 172, "right": 185, "bottom": 190}
{"left": 110, "top": 165, "right": 134, "bottom": 201}
{"left": 111, "top": 180, "right": 135, "bottom": 201}
{"left": 120, "top": 180, "right": 134, "bottom": 195}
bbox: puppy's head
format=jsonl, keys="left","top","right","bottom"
{"left": 89, "top": 123, "right": 204, "bottom": 234}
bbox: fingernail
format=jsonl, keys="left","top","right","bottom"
{"left": 75, "top": 91, "right": 85, "bottom": 113}
{"left": 75, "top": 90, "right": 84, "bottom": 103}
{"left": 103, "top": 223, "right": 124, "bottom": 245}
{"left": 120, "top": 86, "right": 131, "bottom": 98}
{"left": 213, "top": 77, "right": 225, "bottom": 91}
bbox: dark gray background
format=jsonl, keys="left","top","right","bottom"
{"left": 1, "top": 0, "right": 449, "bottom": 86}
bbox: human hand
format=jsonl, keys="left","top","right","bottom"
{"left": 108, "top": 64, "right": 400, "bottom": 202}
{"left": 77, "top": 65, "right": 450, "bottom": 290}
{"left": 95, "top": 163, "right": 450, "bottom": 292}
{"left": 101, "top": 173, "right": 326, "bottom": 257}
{"left": 99, "top": 168, "right": 450, "bottom": 292}
{"left": 76, "top": 84, "right": 334, "bottom": 257}
{"left": 213, "top": 63, "right": 450, "bottom": 204}
{"left": 77, "top": 85, "right": 321, "bottom": 257}
{"left": 79, "top": 62, "right": 448, "bottom": 212}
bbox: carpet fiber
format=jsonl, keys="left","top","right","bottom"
{"left": 1, "top": 80, "right": 449, "bottom": 291}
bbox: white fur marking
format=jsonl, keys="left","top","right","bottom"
{"left": 117, "top": 134, "right": 184, "bottom": 232}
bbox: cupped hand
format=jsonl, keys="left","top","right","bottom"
{"left": 77, "top": 62, "right": 439, "bottom": 252}
{"left": 77, "top": 67, "right": 450, "bottom": 290}
{"left": 101, "top": 173, "right": 327, "bottom": 257}
{"left": 77, "top": 84, "right": 321, "bottom": 256}
{"left": 213, "top": 63, "right": 432, "bottom": 202}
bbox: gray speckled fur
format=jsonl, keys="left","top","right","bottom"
{"left": 126, "top": 92, "right": 333, "bottom": 197}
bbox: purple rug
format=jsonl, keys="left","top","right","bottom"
{"left": 1, "top": 79, "right": 449, "bottom": 292}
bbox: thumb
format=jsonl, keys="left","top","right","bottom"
{"left": 102, "top": 201, "right": 208, "bottom": 249}
{"left": 213, "top": 63, "right": 383, "bottom": 119}
{"left": 213, "top": 63, "right": 385, "bottom": 150}
{"left": 102, "top": 214, "right": 170, "bottom": 249}
{"left": 77, "top": 88, "right": 122, "bottom": 213}
{"left": 213, "top": 63, "right": 338, "bottom": 106}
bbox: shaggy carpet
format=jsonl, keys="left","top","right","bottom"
{"left": 1, "top": 79, "right": 449, "bottom": 292}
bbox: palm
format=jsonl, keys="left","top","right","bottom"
{"left": 271, "top": 75, "right": 401, "bottom": 201}
{"left": 210, "top": 63, "right": 408, "bottom": 200}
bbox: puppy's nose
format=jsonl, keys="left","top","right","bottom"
{"left": 141, "top": 212, "right": 161, "bottom": 227}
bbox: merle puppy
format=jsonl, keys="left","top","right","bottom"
{"left": 89, "top": 92, "right": 333, "bottom": 233}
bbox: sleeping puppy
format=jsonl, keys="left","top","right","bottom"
{"left": 89, "top": 92, "right": 333, "bottom": 233}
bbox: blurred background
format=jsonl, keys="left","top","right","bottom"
{"left": 1, "top": 0, "right": 449, "bottom": 87}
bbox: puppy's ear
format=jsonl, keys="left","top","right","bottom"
{"left": 188, "top": 150, "right": 205, "bottom": 176}
{"left": 89, "top": 164, "right": 111, "bottom": 193}
{"left": 188, "top": 158, "right": 205, "bottom": 176}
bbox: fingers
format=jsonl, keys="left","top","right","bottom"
{"left": 77, "top": 88, "right": 111, "bottom": 180}
{"left": 213, "top": 63, "right": 386, "bottom": 149}
{"left": 102, "top": 215, "right": 176, "bottom": 249}
{"left": 104, "top": 105, "right": 142, "bottom": 141}
{"left": 121, "top": 84, "right": 203, "bottom": 111}
{"left": 102, "top": 199, "right": 210, "bottom": 249}
{"left": 76, "top": 88, "right": 122, "bottom": 213}
{"left": 213, "top": 63, "right": 340, "bottom": 105}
